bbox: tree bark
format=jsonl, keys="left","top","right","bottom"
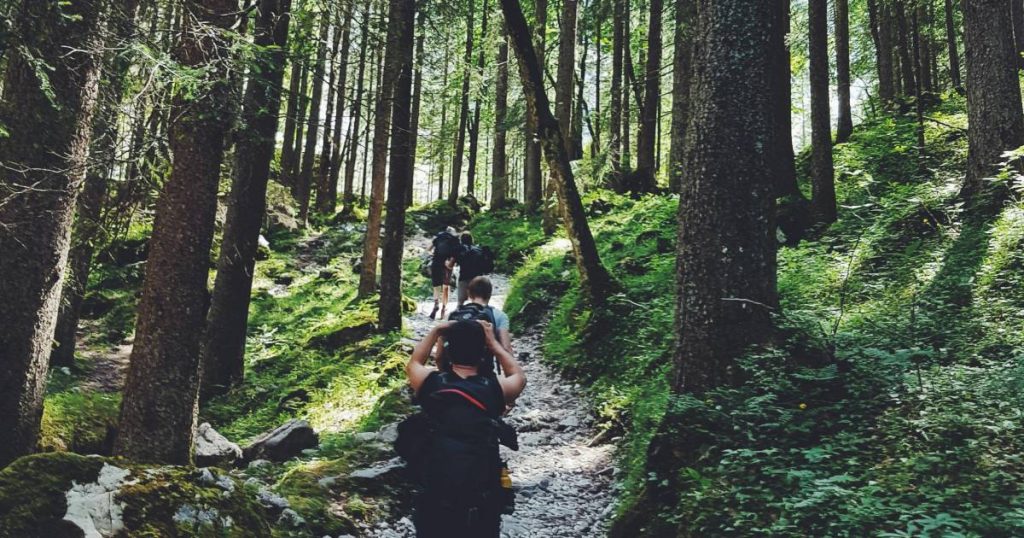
{"left": 200, "top": 0, "right": 292, "bottom": 398}
{"left": 768, "top": 0, "right": 800, "bottom": 199}
{"left": 522, "top": 0, "right": 546, "bottom": 211}
{"left": 944, "top": 0, "right": 963, "bottom": 91}
{"left": 1013, "top": 0, "right": 1024, "bottom": 68}
{"left": 491, "top": 30, "right": 510, "bottom": 209}
{"left": 667, "top": 0, "right": 694, "bottom": 194}
{"left": 378, "top": 0, "right": 417, "bottom": 331}
{"left": 326, "top": 3, "right": 354, "bottom": 214}
{"left": 280, "top": 49, "right": 304, "bottom": 188}
{"left": 342, "top": 5, "right": 371, "bottom": 214}
{"left": 448, "top": 1, "right": 475, "bottom": 206}
{"left": 467, "top": 0, "right": 490, "bottom": 199}
{"left": 52, "top": 0, "right": 142, "bottom": 368}
{"left": 835, "top": 0, "right": 853, "bottom": 143}
{"left": 961, "top": 0, "right": 1024, "bottom": 205}
{"left": 868, "top": 0, "right": 897, "bottom": 103}
{"left": 406, "top": 8, "right": 426, "bottom": 207}
{"left": 315, "top": 4, "right": 350, "bottom": 216}
{"left": 635, "top": 0, "right": 662, "bottom": 188}
{"left": 544, "top": 0, "right": 577, "bottom": 235}
{"left": 895, "top": 1, "right": 917, "bottom": 97}
{"left": 115, "top": 0, "right": 237, "bottom": 465}
{"left": 500, "top": 0, "right": 614, "bottom": 305}
{"left": 0, "top": 0, "right": 109, "bottom": 466}
{"left": 608, "top": 0, "right": 624, "bottom": 177}
{"left": 358, "top": 0, "right": 401, "bottom": 297}
{"left": 297, "top": 10, "right": 330, "bottom": 224}
{"left": 809, "top": 0, "right": 836, "bottom": 223}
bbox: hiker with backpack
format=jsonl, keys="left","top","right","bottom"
{"left": 429, "top": 226, "right": 462, "bottom": 320}
{"left": 453, "top": 232, "right": 496, "bottom": 308}
{"left": 404, "top": 319, "right": 527, "bottom": 537}
{"left": 440, "top": 276, "right": 512, "bottom": 377}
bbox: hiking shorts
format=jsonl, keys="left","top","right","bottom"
{"left": 431, "top": 260, "right": 449, "bottom": 287}
{"left": 414, "top": 498, "right": 501, "bottom": 538}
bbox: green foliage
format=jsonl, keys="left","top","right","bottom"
{"left": 466, "top": 204, "right": 546, "bottom": 272}
{"left": 39, "top": 391, "right": 120, "bottom": 454}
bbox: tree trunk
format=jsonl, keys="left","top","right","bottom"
{"left": 289, "top": 59, "right": 310, "bottom": 194}
{"left": 895, "top": 1, "right": 917, "bottom": 97}
{"left": 809, "top": 0, "right": 836, "bottom": 224}
{"left": 768, "top": 0, "right": 800, "bottom": 199}
{"left": 115, "top": 0, "right": 236, "bottom": 465}
{"left": 961, "top": 0, "right": 1024, "bottom": 205}
{"left": 52, "top": 0, "right": 142, "bottom": 368}
{"left": 544, "top": 0, "right": 577, "bottom": 235}
{"left": 378, "top": 0, "right": 417, "bottom": 331}
{"left": 668, "top": 0, "right": 694, "bottom": 194}
{"left": 912, "top": 7, "right": 926, "bottom": 160}
{"left": 869, "top": 0, "right": 896, "bottom": 103}
{"left": 449, "top": 1, "right": 475, "bottom": 206}
{"left": 467, "top": 0, "right": 490, "bottom": 199}
{"left": 280, "top": 49, "right": 304, "bottom": 188}
{"left": 608, "top": 0, "right": 624, "bottom": 176}
{"left": 944, "top": 0, "right": 963, "bottom": 91}
{"left": 297, "top": 10, "right": 330, "bottom": 224}
{"left": 200, "top": 0, "right": 292, "bottom": 397}
{"left": 835, "top": 0, "right": 853, "bottom": 143}
{"left": 915, "top": 2, "right": 934, "bottom": 93}
{"left": 342, "top": 5, "right": 371, "bottom": 214}
{"left": 635, "top": 0, "right": 662, "bottom": 188}
{"left": 406, "top": 8, "right": 426, "bottom": 207}
{"left": 0, "top": 0, "right": 108, "bottom": 467}
{"left": 358, "top": 0, "right": 401, "bottom": 297}
{"left": 326, "top": 3, "right": 354, "bottom": 214}
{"left": 436, "top": 41, "right": 451, "bottom": 201}
{"left": 1013, "top": 0, "right": 1024, "bottom": 68}
{"left": 500, "top": 0, "right": 614, "bottom": 305}
{"left": 491, "top": 30, "right": 510, "bottom": 210}
{"left": 315, "top": 5, "right": 349, "bottom": 216}
{"left": 522, "top": 0, "right": 546, "bottom": 211}
{"left": 593, "top": 0, "right": 603, "bottom": 157}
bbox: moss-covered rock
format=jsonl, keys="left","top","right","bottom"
{"left": 0, "top": 453, "right": 272, "bottom": 537}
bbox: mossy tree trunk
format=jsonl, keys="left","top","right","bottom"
{"left": 200, "top": 0, "right": 293, "bottom": 398}
{"left": 500, "top": 0, "right": 614, "bottom": 305}
{"left": 378, "top": 0, "right": 417, "bottom": 332}
{"left": 491, "top": 30, "right": 510, "bottom": 210}
{"left": 115, "top": 0, "right": 236, "bottom": 465}
{"left": 0, "top": 0, "right": 110, "bottom": 467}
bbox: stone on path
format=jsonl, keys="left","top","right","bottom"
{"left": 195, "top": 422, "right": 243, "bottom": 468}
{"left": 243, "top": 419, "right": 318, "bottom": 463}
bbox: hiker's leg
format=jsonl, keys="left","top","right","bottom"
{"left": 457, "top": 280, "right": 469, "bottom": 306}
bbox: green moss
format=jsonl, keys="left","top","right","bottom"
{"left": 39, "top": 391, "right": 120, "bottom": 454}
{"left": 0, "top": 452, "right": 105, "bottom": 535}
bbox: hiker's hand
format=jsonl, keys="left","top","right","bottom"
{"left": 478, "top": 320, "right": 499, "bottom": 350}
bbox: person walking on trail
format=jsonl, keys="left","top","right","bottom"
{"left": 429, "top": 226, "right": 461, "bottom": 320}
{"left": 453, "top": 232, "right": 496, "bottom": 307}
{"left": 441, "top": 276, "right": 512, "bottom": 376}
{"left": 405, "top": 319, "right": 527, "bottom": 538}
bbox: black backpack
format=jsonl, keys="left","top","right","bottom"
{"left": 447, "top": 303, "right": 501, "bottom": 375}
{"left": 433, "top": 231, "right": 462, "bottom": 260}
{"left": 395, "top": 373, "right": 518, "bottom": 513}
{"left": 460, "top": 245, "right": 496, "bottom": 279}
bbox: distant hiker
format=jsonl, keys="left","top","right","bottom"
{"left": 442, "top": 276, "right": 512, "bottom": 377}
{"left": 429, "top": 226, "right": 461, "bottom": 319}
{"left": 404, "top": 319, "right": 526, "bottom": 538}
{"left": 454, "top": 232, "right": 496, "bottom": 307}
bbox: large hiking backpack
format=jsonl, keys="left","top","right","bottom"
{"left": 459, "top": 245, "right": 496, "bottom": 279}
{"left": 395, "top": 373, "right": 518, "bottom": 514}
{"left": 447, "top": 303, "right": 501, "bottom": 375}
{"left": 433, "top": 231, "right": 462, "bottom": 261}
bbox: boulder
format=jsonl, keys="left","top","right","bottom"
{"left": 243, "top": 420, "right": 319, "bottom": 462}
{"left": 195, "top": 422, "right": 243, "bottom": 468}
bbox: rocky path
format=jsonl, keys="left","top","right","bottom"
{"left": 369, "top": 238, "right": 618, "bottom": 538}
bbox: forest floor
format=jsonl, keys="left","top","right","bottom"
{"left": 365, "top": 237, "right": 618, "bottom": 538}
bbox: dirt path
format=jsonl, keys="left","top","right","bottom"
{"left": 369, "top": 238, "right": 617, "bottom": 537}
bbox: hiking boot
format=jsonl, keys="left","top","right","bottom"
{"left": 429, "top": 302, "right": 439, "bottom": 320}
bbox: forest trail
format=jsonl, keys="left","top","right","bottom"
{"left": 367, "top": 236, "right": 618, "bottom": 537}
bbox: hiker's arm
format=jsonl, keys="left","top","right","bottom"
{"left": 479, "top": 321, "right": 526, "bottom": 402}
{"left": 499, "top": 327, "right": 513, "bottom": 355}
{"left": 407, "top": 324, "right": 448, "bottom": 394}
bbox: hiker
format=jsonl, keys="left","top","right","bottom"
{"left": 439, "top": 276, "right": 512, "bottom": 376}
{"left": 429, "top": 226, "right": 461, "bottom": 319}
{"left": 405, "top": 319, "right": 527, "bottom": 538}
{"left": 453, "top": 232, "right": 496, "bottom": 307}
